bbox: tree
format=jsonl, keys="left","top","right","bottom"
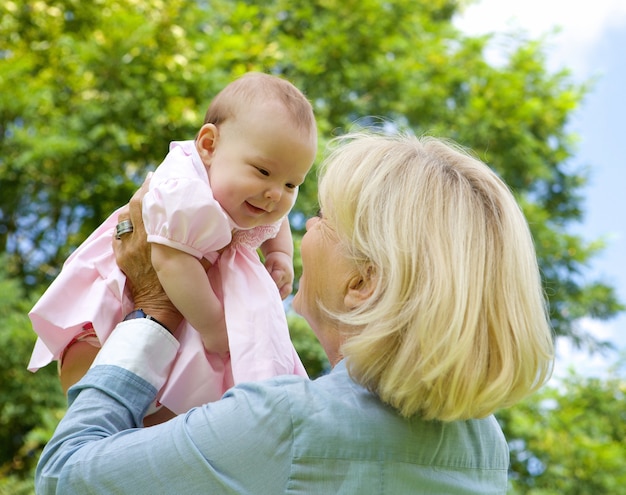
{"left": 1, "top": 0, "right": 624, "bottom": 486}
{"left": 288, "top": 313, "right": 329, "bottom": 378}
{"left": 1, "top": 0, "right": 622, "bottom": 347}
{"left": 0, "top": 0, "right": 218, "bottom": 285}
{"left": 0, "top": 256, "right": 65, "bottom": 482}
{"left": 498, "top": 361, "right": 626, "bottom": 494}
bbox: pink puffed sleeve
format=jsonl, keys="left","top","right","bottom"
{"left": 142, "top": 177, "right": 232, "bottom": 259}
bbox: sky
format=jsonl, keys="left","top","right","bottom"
{"left": 453, "top": 0, "right": 626, "bottom": 380}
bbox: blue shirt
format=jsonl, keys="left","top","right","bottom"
{"left": 36, "top": 320, "right": 509, "bottom": 494}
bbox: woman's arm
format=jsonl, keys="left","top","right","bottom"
{"left": 37, "top": 340, "right": 294, "bottom": 494}
{"left": 59, "top": 341, "right": 100, "bottom": 395}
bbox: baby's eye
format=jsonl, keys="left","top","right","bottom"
{"left": 256, "top": 168, "right": 270, "bottom": 176}
{"left": 286, "top": 183, "right": 297, "bottom": 190}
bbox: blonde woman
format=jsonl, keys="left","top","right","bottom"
{"left": 37, "top": 132, "right": 554, "bottom": 494}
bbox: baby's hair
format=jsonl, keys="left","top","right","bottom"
{"left": 203, "top": 72, "right": 315, "bottom": 133}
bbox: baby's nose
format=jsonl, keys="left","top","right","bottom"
{"left": 264, "top": 186, "right": 282, "bottom": 202}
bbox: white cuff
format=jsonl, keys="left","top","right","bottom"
{"left": 91, "top": 319, "right": 179, "bottom": 390}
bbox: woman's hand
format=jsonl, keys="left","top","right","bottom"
{"left": 113, "top": 175, "right": 183, "bottom": 333}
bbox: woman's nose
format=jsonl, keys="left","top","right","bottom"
{"left": 305, "top": 216, "right": 319, "bottom": 231}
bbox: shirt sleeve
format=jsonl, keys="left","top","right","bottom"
{"left": 142, "top": 177, "right": 232, "bottom": 259}
{"left": 90, "top": 318, "right": 179, "bottom": 388}
{"left": 35, "top": 320, "right": 296, "bottom": 495}
{"left": 35, "top": 319, "right": 179, "bottom": 494}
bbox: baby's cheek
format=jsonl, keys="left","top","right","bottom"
{"left": 281, "top": 195, "right": 297, "bottom": 215}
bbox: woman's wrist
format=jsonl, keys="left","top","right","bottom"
{"left": 123, "top": 309, "right": 174, "bottom": 333}
{"left": 125, "top": 304, "right": 182, "bottom": 334}
{"left": 126, "top": 275, "right": 183, "bottom": 333}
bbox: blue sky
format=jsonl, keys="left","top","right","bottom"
{"left": 454, "top": 0, "right": 626, "bottom": 379}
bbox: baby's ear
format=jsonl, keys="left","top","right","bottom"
{"left": 344, "top": 264, "right": 377, "bottom": 310}
{"left": 195, "top": 124, "right": 219, "bottom": 161}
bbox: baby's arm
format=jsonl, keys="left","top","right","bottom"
{"left": 260, "top": 217, "right": 294, "bottom": 300}
{"left": 151, "top": 243, "right": 228, "bottom": 355}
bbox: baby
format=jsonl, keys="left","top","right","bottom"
{"left": 29, "top": 72, "right": 317, "bottom": 419}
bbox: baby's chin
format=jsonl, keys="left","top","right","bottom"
{"left": 229, "top": 204, "right": 286, "bottom": 230}
{"left": 229, "top": 214, "right": 285, "bottom": 232}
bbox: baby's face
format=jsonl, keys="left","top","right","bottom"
{"left": 205, "top": 104, "right": 316, "bottom": 229}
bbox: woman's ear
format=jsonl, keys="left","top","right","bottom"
{"left": 195, "top": 123, "right": 218, "bottom": 162}
{"left": 344, "top": 265, "right": 377, "bottom": 309}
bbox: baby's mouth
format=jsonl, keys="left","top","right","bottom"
{"left": 245, "top": 202, "right": 266, "bottom": 214}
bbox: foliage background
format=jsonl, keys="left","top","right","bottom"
{"left": 0, "top": 0, "right": 624, "bottom": 493}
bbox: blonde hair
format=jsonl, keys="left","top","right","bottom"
{"left": 203, "top": 72, "right": 315, "bottom": 133}
{"left": 318, "top": 132, "right": 554, "bottom": 421}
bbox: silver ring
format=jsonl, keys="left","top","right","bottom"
{"left": 115, "top": 220, "right": 134, "bottom": 239}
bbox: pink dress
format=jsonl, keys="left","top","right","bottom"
{"left": 28, "top": 140, "right": 307, "bottom": 414}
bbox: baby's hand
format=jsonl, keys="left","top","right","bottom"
{"left": 199, "top": 311, "right": 229, "bottom": 359}
{"left": 264, "top": 251, "right": 294, "bottom": 300}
